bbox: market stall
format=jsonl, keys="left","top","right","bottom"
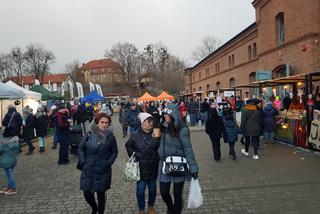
{"left": 237, "top": 72, "right": 320, "bottom": 150}
{"left": 156, "top": 91, "right": 174, "bottom": 101}
{"left": 137, "top": 92, "right": 157, "bottom": 102}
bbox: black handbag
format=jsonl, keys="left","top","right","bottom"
{"left": 162, "top": 132, "right": 189, "bottom": 177}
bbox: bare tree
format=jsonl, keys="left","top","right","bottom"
{"left": 105, "top": 42, "right": 138, "bottom": 88}
{"left": 192, "top": 35, "right": 222, "bottom": 62}
{"left": 9, "top": 47, "right": 26, "bottom": 81}
{"left": 0, "top": 54, "right": 14, "bottom": 81}
{"left": 64, "top": 60, "right": 80, "bottom": 82}
{"left": 24, "top": 43, "right": 55, "bottom": 82}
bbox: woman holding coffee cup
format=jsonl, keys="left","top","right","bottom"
{"left": 125, "top": 112, "right": 160, "bottom": 214}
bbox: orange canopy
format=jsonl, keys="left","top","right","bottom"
{"left": 156, "top": 91, "right": 174, "bottom": 101}
{"left": 138, "top": 92, "right": 157, "bottom": 101}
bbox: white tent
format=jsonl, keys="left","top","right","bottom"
{"left": 5, "top": 80, "right": 41, "bottom": 100}
{"left": 0, "top": 82, "right": 24, "bottom": 99}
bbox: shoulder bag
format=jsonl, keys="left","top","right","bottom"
{"left": 162, "top": 132, "right": 189, "bottom": 177}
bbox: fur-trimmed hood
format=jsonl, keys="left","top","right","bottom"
{"left": 0, "top": 135, "right": 19, "bottom": 145}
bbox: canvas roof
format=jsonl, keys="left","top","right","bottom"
{"left": 0, "top": 82, "right": 24, "bottom": 99}
{"left": 156, "top": 91, "right": 174, "bottom": 101}
{"left": 5, "top": 80, "right": 41, "bottom": 100}
{"left": 138, "top": 92, "right": 157, "bottom": 101}
{"left": 29, "top": 85, "right": 64, "bottom": 101}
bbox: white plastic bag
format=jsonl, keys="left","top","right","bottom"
{"left": 186, "top": 114, "right": 190, "bottom": 124}
{"left": 187, "top": 178, "right": 203, "bottom": 209}
{"left": 122, "top": 152, "right": 140, "bottom": 182}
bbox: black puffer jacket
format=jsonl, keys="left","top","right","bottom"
{"left": 125, "top": 128, "right": 159, "bottom": 180}
{"left": 34, "top": 114, "right": 49, "bottom": 137}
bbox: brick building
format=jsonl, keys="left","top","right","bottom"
{"left": 8, "top": 73, "right": 67, "bottom": 93}
{"left": 79, "top": 59, "right": 125, "bottom": 95}
{"left": 185, "top": 0, "right": 320, "bottom": 98}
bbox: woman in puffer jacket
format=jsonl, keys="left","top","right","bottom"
{"left": 0, "top": 129, "right": 20, "bottom": 194}
{"left": 223, "top": 112, "right": 241, "bottom": 160}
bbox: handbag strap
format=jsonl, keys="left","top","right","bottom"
{"left": 7, "top": 112, "right": 15, "bottom": 128}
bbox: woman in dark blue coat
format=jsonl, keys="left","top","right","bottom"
{"left": 262, "top": 102, "right": 278, "bottom": 144}
{"left": 78, "top": 113, "right": 118, "bottom": 214}
{"left": 205, "top": 109, "right": 224, "bottom": 161}
{"left": 223, "top": 112, "right": 240, "bottom": 160}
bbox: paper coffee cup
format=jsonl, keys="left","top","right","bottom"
{"left": 153, "top": 128, "right": 160, "bottom": 138}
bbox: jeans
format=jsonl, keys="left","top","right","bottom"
{"left": 53, "top": 127, "right": 59, "bottom": 146}
{"left": 263, "top": 131, "right": 274, "bottom": 143}
{"left": 202, "top": 111, "right": 209, "bottom": 124}
{"left": 25, "top": 138, "right": 34, "bottom": 152}
{"left": 189, "top": 114, "right": 196, "bottom": 126}
{"left": 38, "top": 137, "right": 45, "bottom": 148}
{"left": 122, "top": 125, "right": 128, "bottom": 137}
{"left": 228, "top": 141, "right": 236, "bottom": 156}
{"left": 136, "top": 179, "right": 157, "bottom": 211}
{"left": 245, "top": 136, "right": 259, "bottom": 155}
{"left": 58, "top": 131, "right": 69, "bottom": 164}
{"left": 160, "top": 182, "right": 185, "bottom": 214}
{"left": 4, "top": 168, "right": 16, "bottom": 189}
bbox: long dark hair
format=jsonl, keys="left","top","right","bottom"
{"left": 160, "top": 114, "right": 179, "bottom": 138}
{"left": 209, "top": 109, "right": 220, "bottom": 121}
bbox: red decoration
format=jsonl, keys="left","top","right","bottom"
{"left": 301, "top": 44, "right": 307, "bottom": 52}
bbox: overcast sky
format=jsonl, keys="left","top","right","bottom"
{"left": 0, "top": 0, "right": 255, "bottom": 73}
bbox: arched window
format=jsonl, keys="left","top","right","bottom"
{"left": 229, "top": 78, "right": 236, "bottom": 88}
{"left": 249, "top": 72, "right": 256, "bottom": 83}
{"left": 216, "top": 82, "right": 221, "bottom": 90}
{"left": 206, "top": 84, "right": 210, "bottom": 91}
{"left": 276, "top": 12, "right": 285, "bottom": 45}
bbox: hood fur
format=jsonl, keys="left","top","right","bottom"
{"left": 0, "top": 135, "right": 19, "bottom": 144}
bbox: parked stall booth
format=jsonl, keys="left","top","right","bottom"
{"left": 237, "top": 72, "right": 320, "bottom": 150}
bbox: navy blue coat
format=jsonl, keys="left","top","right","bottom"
{"left": 223, "top": 120, "right": 239, "bottom": 143}
{"left": 126, "top": 109, "right": 140, "bottom": 130}
{"left": 262, "top": 104, "right": 278, "bottom": 132}
{"left": 23, "top": 114, "right": 34, "bottom": 140}
{"left": 78, "top": 130, "right": 118, "bottom": 192}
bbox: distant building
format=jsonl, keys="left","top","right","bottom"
{"left": 79, "top": 59, "right": 125, "bottom": 95}
{"left": 185, "top": 0, "right": 320, "bottom": 98}
{"left": 8, "top": 73, "right": 67, "bottom": 93}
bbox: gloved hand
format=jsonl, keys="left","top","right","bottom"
{"left": 191, "top": 172, "right": 198, "bottom": 179}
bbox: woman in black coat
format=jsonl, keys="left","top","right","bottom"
{"left": 125, "top": 112, "right": 159, "bottom": 214}
{"left": 22, "top": 107, "right": 35, "bottom": 155}
{"left": 205, "top": 109, "right": 224, "bottom": 161}
{"left": 78, "top": 113, "right": 118, "bottom": 214}
{"left": 34, "top": 106, "right": 49, "bottom": 152}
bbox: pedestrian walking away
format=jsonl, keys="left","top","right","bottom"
{"left": 125, "top": 112, "right": 159, "bottom": 214}
{"left": 158, "top": 103, "right": 199, "bottom": 214}
{"left": 22, "top": 106, "right": 35, "bottom": 155}
{"left": 240, "top": 99, "right": 263, "bottom": 160}
{"left": 78, "top": 113, "right": 118, "bottom": 214}
{"left": 223, "top": 111, "right": 241, "bottom": 160}
{"left": 34, "top": 106, "right": 49, "bottom": 153}
{"left": 0, "top": 129, "right": 20, "bottom": 195}
{"left": 205, "top": 109, "right": 224, "bottom": 161}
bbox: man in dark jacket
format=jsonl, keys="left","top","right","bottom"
{"left": 54, "top": 106, "right": 70, "bottom": 165}
{"left": 126, "top": 103, "right": 140, "bottom": 136}
{"left": 125, "top": 112, "right": 159, "bottom": 214}
{"left": 262, "top": 102, "right": 278, "bottom": 144}
{"left": 2, "top": 105, "right": 22, "bottom": 138}
{"left": 201, "top": 98, "right": 210, "bottom": 124}
{"left": 22, "top": 106, "right": 35, "bottom": 155}
{"left": 187, "top": 98, "right": 196, "bottom": 126}
{"left": 73, "top": 104, "right": 87, "bottom": 135}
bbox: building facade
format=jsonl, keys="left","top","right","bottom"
{"left": 79, "top": 59, "right": 125, "bottom": 95}
{"left": 185, "top": 0, "right": 320, "bottom": 98}
{"left": 8, "top": 73, "right": 67, "bottom": 93}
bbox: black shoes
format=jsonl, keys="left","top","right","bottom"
{"left": 25, "top": 147, "right": 35, "bottom": 155}
{"left": 39, "top": 147, "right": 45, "bottom": 153}
{"left": 51, "top": 145, "right": 57, "bottom": 149}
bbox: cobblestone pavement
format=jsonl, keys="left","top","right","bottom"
{"left": 1, "top": 114, "right": 320, "bottom": 213}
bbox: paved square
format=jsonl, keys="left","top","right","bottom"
{"left": 1, "top": 114, "right": 320, "bottom": 213}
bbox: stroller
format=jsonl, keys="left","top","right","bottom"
{"left": 69, "top": 125, "right": 83, "bottom": 155}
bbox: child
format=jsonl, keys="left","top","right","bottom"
{"left": 223, "top": 112, "right": 240, "bottom": 160}
{"left": 0, "top": 128, "right": 20, "bottom": 194}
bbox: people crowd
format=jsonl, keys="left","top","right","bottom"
{"left": 0, "top": 94, "right": 285, "bottom": 213}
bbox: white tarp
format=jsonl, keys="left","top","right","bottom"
{"left": 0, "top": 82, "right": 24, "bottom": 99}
{"left": 5, "top": 80, "right": 41, "bottom": 100}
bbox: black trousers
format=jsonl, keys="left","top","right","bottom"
{"left": 122, "top": 125, "right": 128, "bottom": 137}
{"left": 210, "top": 138, "right": 221, "bottom": 160}
{"left": 83, "top": 191, "right": 106, "bottom": 214}
{"left": 160, "top": 182, "right": 185, "bottom": 214}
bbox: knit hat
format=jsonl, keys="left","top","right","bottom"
{"left": 7, "top": 104, "right": 15, "bottom": 110}
{"left": 50, "top": 105, "right": 57, "bottom": 111}
{"left": 139, "top": 112, "right": 152, "bottom": 124}
{"left": 162, "top": 103, "right": 181, "bottom": 128}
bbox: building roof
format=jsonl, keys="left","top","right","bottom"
{"left": 7, "top": 73, "right": 67, "bottom": 85}
{"left": 189, "top": 22, "right": 257, "bottom": 72}
{"left": 79, "top": 59, "right": 123, "bottom": 74}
